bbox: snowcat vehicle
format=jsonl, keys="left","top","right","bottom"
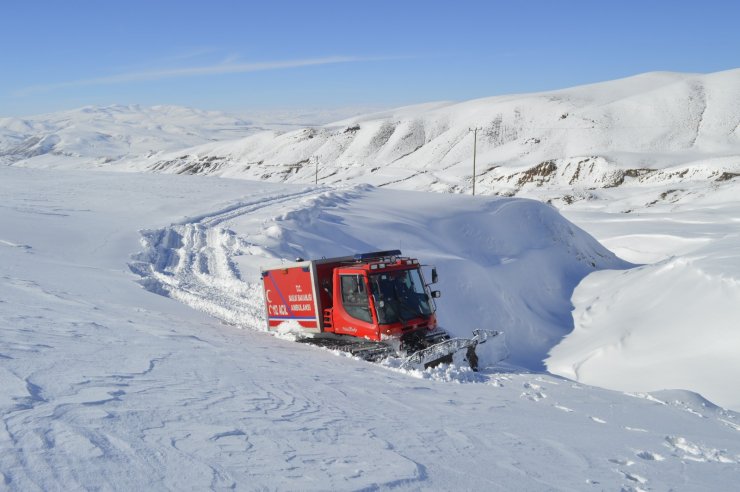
{"left": 260, "top": 250, "right": 497, "bottom": 370}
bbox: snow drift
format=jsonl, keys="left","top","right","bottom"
{"left": 548, "top": 185, "right": 740, "bottom": 411}
{"left": 126, "top": 179, "right": 629, "bottom": 369}
{"left": 243, "top": 186, "right": 630, "bottom": 369}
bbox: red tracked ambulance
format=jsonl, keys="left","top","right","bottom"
{"left": 261, "top": 250, "right": 496, "bottom": 370}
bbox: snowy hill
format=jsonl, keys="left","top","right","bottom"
{"left": 0, "top": 105, "right": 386, "bottom": 171}
{"left": 4, "top": 70, "right": 738, "bottom": 205}
{"left": 2, "top": 166, "right": 738, "bottom": 490}
{"left": 0, "top": 105, "right": 259, "bottom": 169}
{"left": 121, "top": 69, "right": 740, "bottom": 204}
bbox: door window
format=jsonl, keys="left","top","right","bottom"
{"left": 340, "top": 274, "right": 372, "bottom": 323}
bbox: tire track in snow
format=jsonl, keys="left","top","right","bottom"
{"left": 129, "top": 187, "right": 329, "bottom": 328}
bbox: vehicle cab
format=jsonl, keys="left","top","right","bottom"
{"left": 329, "top": 252, "right": 439, "bottom": 341}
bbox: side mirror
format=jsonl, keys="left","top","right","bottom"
{"left": 431, "top": 290, "right": 441, "bottom": 299}
{"left": 431, "top": 268, "right": 438, "bottom": 284}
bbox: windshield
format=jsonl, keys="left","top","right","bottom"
{"left": 369, "top": 268, "right": 432, "bottom": 324}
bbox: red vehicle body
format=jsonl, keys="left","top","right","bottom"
{"left": 261, "top": 250, "right": 439, "bottom": 341}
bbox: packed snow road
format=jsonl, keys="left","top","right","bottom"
{"left": 129, "top": 186, "right": 330, "bottom": 327}
{"left": 1, "top": 167, "right": 739, "bottom": 491}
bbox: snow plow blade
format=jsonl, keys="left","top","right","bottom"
{"left": 401, "top": 329, "right": 500, "bottom": 371}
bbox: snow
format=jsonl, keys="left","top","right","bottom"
{"left": 1, "top": 166, "right": 739, "bottom": 490}
{"left": 245, "top": 187, "right": 629, "bottom": 369}
{"left": 547, "top": 184, "right": 740, "bottom": 411}
{"left": 3, "top": 68, "right": 740, "bottom": 489}
{"left": 127, "top": 178, "right": 627, "bottom": 370}
{"left": 0, "top": 104, "right": 369, "bottom": 170}
{"left": 100, "top": 69, "right": 740, "bottom": 196}
{"left": 0, "top": 105, "right": 257, "bottom": 169}
{"left": 101, "top": 66, "right": 735, "bottom": 417}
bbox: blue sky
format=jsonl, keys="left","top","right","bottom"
{"left": 2, "top": 0, "right": 738, "bottom": 116}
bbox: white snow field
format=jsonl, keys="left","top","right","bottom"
{"left": 1, "top": 166, "right": 739, "bottom": 490}
{"left": 5, "top": 69, "right": 739, "bottom": 418}
{"left": 549, "top": 184, "right": 740, "bottom": 411}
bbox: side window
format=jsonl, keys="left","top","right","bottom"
{"left": 340, "top": 275, "right": 372, "bottom": 323}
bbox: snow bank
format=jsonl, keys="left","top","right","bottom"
{"left": 549, "top": 187, "right": 740, "bottom": 411}
{"left": 243, "top": 185, "right": 629, "bottom": 370}
{"left": 548, "top": 254, "right": 740, "bottom": 410}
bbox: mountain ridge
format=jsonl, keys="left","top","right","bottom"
{"left": 113, "top": 68, "right": 740, "bottom": 204}
{"left": 2, "top": 69, "right": 739, "bottom": 206}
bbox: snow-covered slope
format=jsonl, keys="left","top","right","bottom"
{"left": 129, "top": 183, "right": 629, "bottom": 370}
{"left": 0, "top": 105, "right": 387, "bottom": 171}
{"left": 2, "top": 166, "right": 738, "bottom": 490}
{"left": 548, "top": 184, "right": 740, "bottom": 410}
{"left": 4, "top": 70, "right": 738, "bottom": 207}
{"left": 0, "top": 105, "right": 257, "bottom": 169}
{"left": 122, "top": 69, "right": 740, "bottom": 201}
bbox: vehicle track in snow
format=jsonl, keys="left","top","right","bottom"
{"left": 129, "top": 186, "right": 330, "bottom": 328}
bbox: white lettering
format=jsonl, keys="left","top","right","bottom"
{"left": 268, "top": 305, "right": 289, "bottom": 316}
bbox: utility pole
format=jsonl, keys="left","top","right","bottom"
{"left": 469, "top": 127, "right": 481, "bottom": 196}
